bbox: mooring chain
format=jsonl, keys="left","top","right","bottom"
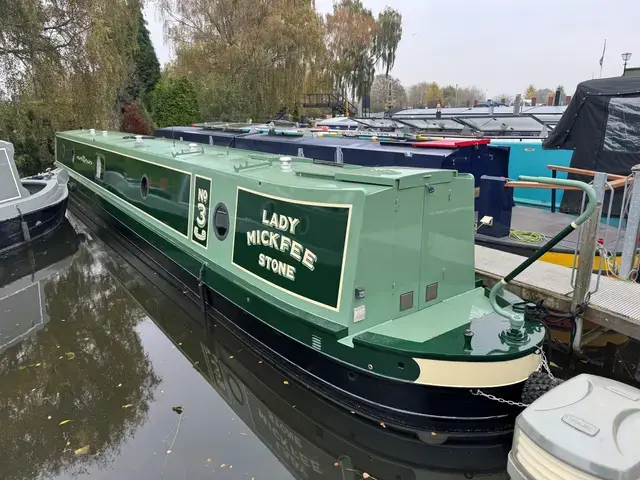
{"left": 537, "top": 347, "right": 555, "bottom": 380}
{"left": 469, "top": 389, "right": 531, "bottom": 408}
{"left": 470, "top": 348, "right": 556, "bottom": 407}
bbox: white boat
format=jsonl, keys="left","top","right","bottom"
{"left": 0, "top": 140, "right": 69, "bottom": 253}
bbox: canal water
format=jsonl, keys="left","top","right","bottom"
{"left": 1, "top": 215, "right": 638, "bottom": 480}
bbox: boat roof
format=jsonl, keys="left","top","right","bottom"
{"left": 393, "top": 105, "right": 567, "bottom": 118}
{"left": 388, "top": 105, "right": 567, "bottom": 137}
{"left": 544, "top": 76, "right": 640, "bottom": 151}
{"left": 57, "top": 130, "right": 459, "bottom": 190}
{"left": 232, "top": 130, "right": 458, "bottom": 156}
{"left": 543, "top": 76, "right": 640, "bottom": 175}
{"left": 156, "top": 125, "right": 484, "bottom": 155}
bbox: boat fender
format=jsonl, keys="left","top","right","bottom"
{"left": 14, "top": 205, "right": 31, "bottom": 242}
{"left": 521, "top": 371, "right": 564, "bottom": 405}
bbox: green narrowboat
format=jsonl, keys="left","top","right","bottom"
{"left": 55, "top": 129, "right": 546, "bottom": 443}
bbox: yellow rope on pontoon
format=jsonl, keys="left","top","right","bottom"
{"left": 509, "top": 229, "right": 545, "bottom": 243}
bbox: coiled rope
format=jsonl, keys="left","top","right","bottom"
{"left": 509, "top": 229, "right": 546, "bottom": 243}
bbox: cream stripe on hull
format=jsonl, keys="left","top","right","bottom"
{"left": 413, "top": 353, "right": 541, "bottom": 388}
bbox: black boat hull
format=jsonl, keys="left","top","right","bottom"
{"left": 68, "top": 181, "right": 528, "bottom": 444}
{"left": 0, "top": 197, "right": 69, "bottom": 254}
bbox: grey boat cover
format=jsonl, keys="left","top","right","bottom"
{"left": 0, "top": 140, "right": 29, "bottom": 203}
{"left": 543, "top": 76, "right": 640, "bottom": 214}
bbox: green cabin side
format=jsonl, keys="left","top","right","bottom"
{"left": 54, "top": 130, "right": 537, "bottom": 371}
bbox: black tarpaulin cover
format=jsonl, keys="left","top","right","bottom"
{"left": 543, "top": 76, "right": 640, "bottom": 214}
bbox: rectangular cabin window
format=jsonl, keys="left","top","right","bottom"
{"left": 0, "top": 147, "right": 22, "bottom": 204}
{"left": 95, "top": 153, "right": 105, "bottom": 180}
{"left": 603, "top": 96, "right": 640, "bottom": 153}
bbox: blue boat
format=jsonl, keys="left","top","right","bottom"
{"left": 487, "top": 139, "right": 573, "bottom": 209}
{"left": 154, "top": 126, "right": 511, "bottom": 196}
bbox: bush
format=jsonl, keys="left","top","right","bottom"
{"left": 150, "top": 77, "right": 200, "bottom": 128}
{"left": 120, "top": 102, "right": 153, "bottom": 135}
{"left": 0, "top": 103, "right": 55, "bottom": 177}
{"left": 194, "top": 73, "right": 253, "bottom": 122}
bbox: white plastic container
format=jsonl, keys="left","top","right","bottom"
{"left": 508, "top": 374, "right": 640, "bottom": 480}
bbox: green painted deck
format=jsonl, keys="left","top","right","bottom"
{"left": 341, "top": 287, "right": 545, "bottom": 360}
{"left": 362, "top": 288, "right": 492, "bottom": 342}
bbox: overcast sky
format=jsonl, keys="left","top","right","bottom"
{"left": 144, "top": 0, "right": 640, "bottom": 98}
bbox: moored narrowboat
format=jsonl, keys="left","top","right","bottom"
{"left": 0, "top": 140, "right": 69, "bottom": 253}
{"left": 55, "top": 129, "right": 547, "bottom": 443}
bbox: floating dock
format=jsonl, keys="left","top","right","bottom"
{"left": 475, "top": 245, "right": 640, "bottom": 342}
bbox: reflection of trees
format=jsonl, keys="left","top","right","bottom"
{"left": 0, "top": 245, "right": 160, "bottom": 480}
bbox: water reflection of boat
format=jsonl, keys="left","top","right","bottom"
{"left": 0, "top": 218, "right": 81, "bottom": 355}
{"left": 0, "top": 224, "right": 161, "bottom": 480}
{"left": 148, "top": 305, "right": 511, "bottom": 478}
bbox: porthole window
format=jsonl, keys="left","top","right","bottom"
{"left": 213, "top": 202, "right": 229, "bottom": 240}
{"left": 140, "top": 175, "right": 149, "bottom": 200}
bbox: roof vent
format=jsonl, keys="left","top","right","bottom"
{"left": 102, "top": 131, "right": 108, "bottom": 136}
{"left": 189, "top": 142, "right": 199, "bottom": 152}
{"left": 90, "top": 128, "right": 95, "bottom": 137}
{"left": 134, "top": 135, "right": 144, "bottom": 147}
{"left": 280, "top": 156, "right": 292, "bottom": 172}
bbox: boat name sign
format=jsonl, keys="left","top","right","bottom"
{"left": 233, "top": 187, "right": 350, "bottom": 310}
{"left": 245, "top": 210, "right": 317, "bottom": 282}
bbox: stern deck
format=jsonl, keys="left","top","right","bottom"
{"left": 475, "top": 245, "right": 640, "bottom": 342}
{"left": 342, "top": 288, "right": 544, "bottom": 361}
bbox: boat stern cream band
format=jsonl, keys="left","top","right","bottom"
{"left": 413, "top": 353, "right": 541, "bottom": 388}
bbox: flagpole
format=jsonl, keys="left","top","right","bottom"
{"left": 599, "top": 39, "right": 607, "bottom": 78}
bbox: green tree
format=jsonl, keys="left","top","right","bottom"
{"left": 151, "top": 77, "right": 200, "bottom": 128}
{"left": 441, "top": 85, "right": 457, "bottom": 107}
{"left": 535, "top": 88, "right": 553, "bottom": 104}
{"left": 407, "top": 81, "right": 429, "bottom": 108}
{"left": 425, "top": 82, "right": 443, "bottom": 108}
{"left": 456, "top": 86, "right": 485, "bottom": 107}
{"left": 525, "top": 84, "right": 536, "bottom": 99}
{"left": 126, "top": 9, "right": 161, "bottom": 106}
{"left": 326, "top": 0, "right": 402, "bottom": 102}
{"left": 370, "top": 74, "right": 406, "bottom": 112}
{"left": 157, "top": 0, "right": 326, "bottom": 120}
{"left": 493, "top": 92, "right": 514, "bottom": 105}
{"left": 374, "top": 7, "right": 403, "bottom": 78}
{"left": 0, "top": 0, "right": 141, "bottom": 174}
